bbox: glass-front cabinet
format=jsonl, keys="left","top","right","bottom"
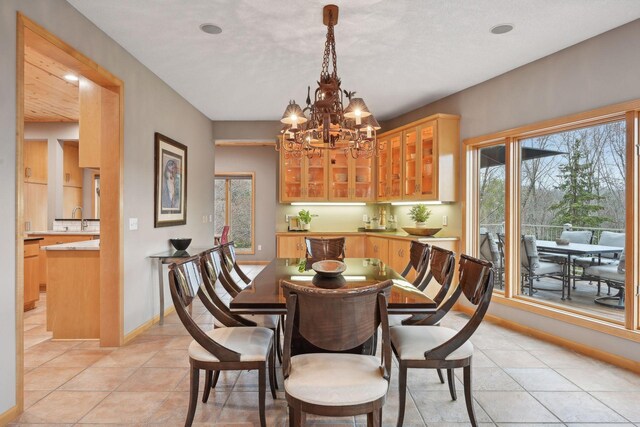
{"left": 376, "top": 114, "right": 458, "bottom": 202}
{"left": 280, "top": 151, "right": 328, "bottom": 202}
{"left": 329, "top": 151, "right": 375, "bottom": 202}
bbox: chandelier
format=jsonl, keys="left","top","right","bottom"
{"left": 276, "top": 4, "right": 382, "bottom": 159}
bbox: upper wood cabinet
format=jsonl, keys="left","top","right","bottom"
{"left": 78, "top": 77, "right": 103, "bottom": 168}
{"left": 378, "top": 114, "right": 459, "bottom": 202}
{"left": 63, "top": 141, "right": 83, "bottom": 188}
{"left": 280, "top": 150, "right": 328, "bottom": 202}
{"left": 328, "top": 151, "right": 376, "bottom": 202}
{"left": 24, "top": 139, "right": 48, "bottom": 184}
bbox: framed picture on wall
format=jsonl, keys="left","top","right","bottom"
{"left": 154, "top": 132, "right": 187, "bottom": 227}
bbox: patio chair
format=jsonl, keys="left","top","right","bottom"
{"left": 574, "top": 231, "right": 625, "bottom": 295}
{"left": 521, "top": 235, "right": 566, "bottom": 298}
{"left": 479, "top": 231, "right": 503, "bottom": 289}
{"left": 584, "top": 250, "right": 626, "bottom": 309}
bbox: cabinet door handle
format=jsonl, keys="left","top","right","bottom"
{"left": 373, "top": 245, "right": 378, "bottom": 253}
{"left": 25, "top": 221, "right": 31, "bottom": 232}
{"left": 25, "top": 167, "right": 32, "bottom": 178}
{"left": 65, "top": 173, "right": 70, "bottom": 183}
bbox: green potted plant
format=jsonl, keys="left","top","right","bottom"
{"left": 408, "top": 204, "right": 431, "bottom": 228}
{"left": 298, "top": 209, "right": 312, "bottom": 230}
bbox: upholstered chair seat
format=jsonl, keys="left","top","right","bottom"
{"left": 188, "top": 327, "right": 273, "bottom": 363}
{"left": 390, "top": 326, "right": 474, "bottom": 361}
{"left": 285, "top": 353, "right": 388, "bottom": 406}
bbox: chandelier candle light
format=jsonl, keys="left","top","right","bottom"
{"left": 277, "top": 4, "right": 382, "bottom": 159}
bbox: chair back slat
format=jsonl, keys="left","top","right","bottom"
{"left": 282, "top": 280, "right": 391, "bottom": 352}
{"left": 305, "top": 237, "right": 346, "bottom": 260}
{"left": 199, "top": 249, "right": 255, "bottom": 327}
{"left": 402, "top": 241, "right": 430, "bottom": 279}
{"left": 212, "top": 247, "right": 243, "bottom": 296}
{"left": 168, "top": 258, "right": 241, "bottom": 361}
{"left": 458, "top": 254, "right": 493, "bottom": 305}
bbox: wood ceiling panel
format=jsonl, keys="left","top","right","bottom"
{"left": 24, "top": 46, "right": 79, "bottom": 122}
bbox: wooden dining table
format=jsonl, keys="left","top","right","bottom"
{"left": 229, "top": 257, "right": 437, "bottom": 315}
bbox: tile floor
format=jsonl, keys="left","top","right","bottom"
{"left": 12, "top": 264, "right": 640, "bottom": 426}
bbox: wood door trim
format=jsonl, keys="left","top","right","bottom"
{"left": 16, "top": 12, "right": 125, "bottom": 418}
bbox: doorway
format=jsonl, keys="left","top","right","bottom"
{"left": 15, "top": 13, "right": 124, "bottom": 413}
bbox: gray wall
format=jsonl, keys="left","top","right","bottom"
{"left": 1, "top": 0, "right": 214, "bottom": 414}
{"left": 215, "top": 146, "right": 278, "bottom": 261}
{"left": 384, "top": 19, "right": 640, "bottom": 362}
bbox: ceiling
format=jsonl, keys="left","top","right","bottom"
{"left": 66, "top": 0, "right": 640, "bottom": 121}
{"left": 24, "top": 45, "right": 79, "bottom": 122}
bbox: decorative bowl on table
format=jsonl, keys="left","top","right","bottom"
{"left": 555, "top": 238, "right": 570, "bottom": 246}
{"left": 170, "top": 238, "right": 192, "bottom": 251}
{"left": 311, "top": 260, "right": 347, "bottom": 277}
{"left": 402, "top": 227, "right": 442, "bottom": 237}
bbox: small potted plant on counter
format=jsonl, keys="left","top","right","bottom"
{"left": 298, "top": 209, "right": 312, "bottom": 230}
{"left": 408, "top": 204, "right": 431, "bottom": 228}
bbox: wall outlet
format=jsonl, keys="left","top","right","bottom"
{"left": 209, "top": 214, "right": 213, "bottom": 222}
{"left": 129, "top": 218, "right": 138, "bottom": 230}
{"left": 258, "top": 245, "right": 262, "bottom": 251}
{"left": 442, "top": 215, "right": 448, "bottom": 227}
{"left": 363, "top": 214, "right": 369, "bottom": 222}
{"left": 202, "top": 215, "right": 207, "bottom": 223}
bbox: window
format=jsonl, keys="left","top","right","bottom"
{"left": 465, "top": 101, "right": 640, "bottom": 338}
{"left": 214, "top": 173, "right": 255, "bottom": 253}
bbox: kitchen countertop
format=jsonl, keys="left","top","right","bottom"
{"left": 42, "top": 239, "right": 100, "bottom": 251}
{"left": 27, "top": 231, "right": 100, "bottom": 236}
{"left": 275, "top": 230, "right": 459, "bottom": 241}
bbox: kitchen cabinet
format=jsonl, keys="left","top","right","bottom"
{"left": 344, "top": 235, "right": 365, "bottom": 258}
{"left": 78, "top": 77, "right": 102, "bottom": 168}
{"left": 365, "top": 236, "right": 389, "bottom": 263}
{"left": 328, "top": 152, "right": 376, "bottom": 202}
{"left": 388, "top": 239, "right": 414, "bottom": 282}
{"left": 24, "top": 182, "right": 48, "bottom": 232}
{"left": 376, "top": 132, "right": 402, "bottom": 201}
{"left": 377, "top": 114, "right": 459, "bottom": 202}
{"left": 31, "top": 234, "right": 96, "bottom": 289}
{"left": 279, "top": 149, "right": 328, "bottom": 202}
{"left": 24, "top": 239, "right": 41, "bottom": 311}
{"left": 63, "top": 186, "right": 83, "bottom": 218}
{"left": 24, "top": 139, "right": 48, "bottom": 184}
{"left": 63, "top": 141, "right": 83, "bottom": 188}
{"left": 277, "top": 235, "right": 306, "bottom": 258}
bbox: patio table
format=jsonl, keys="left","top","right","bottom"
{"left": 535, "top": 240, "right": 623, "bottom": 300}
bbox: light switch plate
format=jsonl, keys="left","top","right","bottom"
{"left": 258, "top": 245, "right": 262, "bottom": 251}
{"left": 129, "top": 218, "right": 138, "bottom": 230}
{"left": 442, "top": 215, "right": 448, "bottom": 226}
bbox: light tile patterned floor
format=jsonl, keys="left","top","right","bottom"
{"left": 12, "top": 265, "right": 640, "bottom": 426}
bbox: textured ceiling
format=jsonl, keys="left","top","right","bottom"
{"left": 67, "top": 0, "right": 640, "bottom": 121}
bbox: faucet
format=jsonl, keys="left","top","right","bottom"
{"left": 72, "top": 206, "right": 86, "bottom": 230}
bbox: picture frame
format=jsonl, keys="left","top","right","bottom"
{"left": 154, "top": 132, "right": 187, "bottom": 227}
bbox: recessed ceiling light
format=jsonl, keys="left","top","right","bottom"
{"left": 490, "top": 24, "right": 514, "bottom": 35}
{"left": 200, "top": 23, "right": 222, "bottom": 35}
{"left": 64, "top": 74, "right": 79, "bottom": 82}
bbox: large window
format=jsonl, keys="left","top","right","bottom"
{"left": 466, "top": 102, "right": 639, "bottom": 337}
{"left": 215, "top": 173, "right": 254, "bottom": 253}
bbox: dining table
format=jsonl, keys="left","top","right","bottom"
{"left": 229, "top": 257, "right": 437, "bottom": 315}
{"left": 535, "top": 240, "right": 624, "bottom": 300}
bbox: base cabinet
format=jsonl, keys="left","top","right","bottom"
{"left": 276, "top": 235, "right": 306, "bottom": 258}
{"left": 365, "top": 236, "right": 389, "bottom": 263}
{"left": 24, "top": 240, "right": 40, "bottom": 311}
{"left": 388, "top": 239, "right": 413, "bottom": 282}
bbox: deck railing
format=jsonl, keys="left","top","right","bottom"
{"left": 480, "top": 223, "right": 624, "bottom": 242}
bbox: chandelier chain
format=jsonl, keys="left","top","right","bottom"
{"left": 321, "top": 11, "right": 338, "bottom": 79}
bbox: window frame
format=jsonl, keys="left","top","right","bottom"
{"left": 215, "top": 172, "right": 255, "bottom": 255}
{"left": 463, "top": 99, "right": 640, "bottom": 340}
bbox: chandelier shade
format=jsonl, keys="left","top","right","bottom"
{"left": 276, "top": 4, "right": 383, "bottom": 159}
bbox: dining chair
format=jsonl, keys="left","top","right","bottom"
{"left": 521, "top": 235, "right": 565, "bottom": 297}
{"left": 167, "top": 256, "right": 275, "bottom": 427}
{"left": 400, "top": 240, "right": 430, "bottom": 286}
{"left": 390, "top": 254, "right": 494, "bottom": 427}
{"left": 281, "top": 279, "right": 393, "bottom": 426}
{"left": 220, "top": 241, "right": 252, "bottom": 289}
{"left": 200, "top": 248, "right": 282, "bottom": 376}
{"left": 304, "top": 237, "right": 346, "bottom": 260}
{"left": 220, "top": 225, "right": 230, "bottom": 244}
